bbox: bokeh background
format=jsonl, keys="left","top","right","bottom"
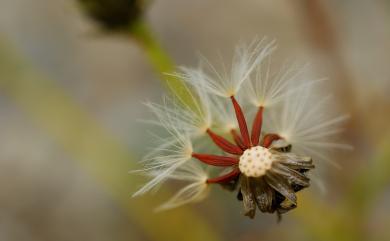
{"left": 0, "top": 0, "right": 389, "bottom": 241}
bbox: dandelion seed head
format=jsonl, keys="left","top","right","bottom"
{"left": 133, "top": 38, "right": 350, "bottom": 218}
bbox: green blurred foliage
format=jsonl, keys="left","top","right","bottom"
{"left": 0, "top": 37, "right": 220, "bottom": 241}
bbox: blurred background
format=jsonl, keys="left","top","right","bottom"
{"left": 0, "top": 0, "right": 389, "bottom": 241}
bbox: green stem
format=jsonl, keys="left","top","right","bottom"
{"left": 130, "top": 21, "right": 198, "bottom": 110}
{"left": 348, "top": 134, "right": 390, "bottom": 211}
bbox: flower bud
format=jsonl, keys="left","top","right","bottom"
{"left": 78, "top": 0, "right": 145, "bottom": 31}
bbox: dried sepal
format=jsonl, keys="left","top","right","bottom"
{"left": 252, "top": 178, "right": 274, "bottom": 213}
{"left": 264, "top": 172, "right": 297, "bottom": 205}
{"left": 240, "top": 176, "right": 257, "bottom": 219}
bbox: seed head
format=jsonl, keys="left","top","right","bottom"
{"left": 133, "top": 38, "right": 350, "bottom": 220}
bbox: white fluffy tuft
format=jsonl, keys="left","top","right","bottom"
{"left": 132, "top": 112, "right": 194, "bottom": 197}
{"left": 142, "top": 74, "right": 213, "bottom": 137}
{"left": 178, "top": 38, "right": 276, "bottom": 98}
{"left": 242, "top": 60, "right": 324, "bottom": 108}
{"left": 265, "top": 82, "right": 352, "bottom": 166}
{"left": 155, "top": 161, "right": 209, "bottom": 211}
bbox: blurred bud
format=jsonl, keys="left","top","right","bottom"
{"left": 78, "top": 0, "right": 146, "bottom": 31}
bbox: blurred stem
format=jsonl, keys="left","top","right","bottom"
{"left": 348, "top": 134, "right": 390, "bottom": 212}
{"left": 0, "top": 37, "right": 220, "bottom": 241}
{"left": 294, "top": 192, "right": 358, "bottom": 241}
{"left": 129, "top": 21, "right": 198, "bottom": 111}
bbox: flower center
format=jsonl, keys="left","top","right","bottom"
{"left": 239, "top": 146, "right": 275, "bottom": 177}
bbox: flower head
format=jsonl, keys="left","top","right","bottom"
{"left": 133, "top": 39, "right": 349, "bottom": 219}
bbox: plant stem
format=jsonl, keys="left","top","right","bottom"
{"left": 130, "top": 21, "right": 198, "bottom": 110}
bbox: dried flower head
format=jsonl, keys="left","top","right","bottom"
{"left": 133, "top": 39, "right": 350, "bottom": 220}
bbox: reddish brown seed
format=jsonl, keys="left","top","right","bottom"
{"left": 230, "top": 129, "right": 246, "bottom": 150}
{"left": 262, "top": 134, "right": 282, "bottom": 148}
{"left": 230, "top": 96, "right": 251, "bottom": 148}
{"left": 206, "top": 168, "right": 241, "bottom": 184}
{"left": 207, "top": 129, "right": 243, "bottom": 155}
{"left": 251, "top": 106, "right": 264, "bottom": 146}
{"left": 192, "top": 153, "right": 239, "bottom": 166}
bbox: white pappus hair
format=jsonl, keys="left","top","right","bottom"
{"left": 181, "top": 38, "right": 276, "bottom": 98}
{"left": 242, "top": 60, "right": 325, "bottom": 108}
{"left": 155, "top": 161, "right": 209, "bottom": 211}
{"left": 132, "top": 109, "right": 194, "bottom": 197}
{"left": 265, "top": 81, "right": 352, "bottom": 167}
